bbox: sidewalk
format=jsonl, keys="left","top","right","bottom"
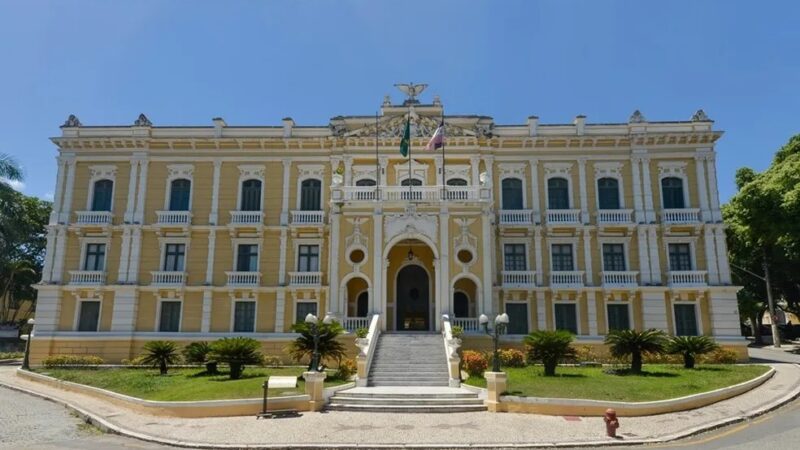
{"left": 1, "top": 364, "right": 798, "bottom": 449}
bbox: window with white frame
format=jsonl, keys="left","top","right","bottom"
{"left": 296, "top": 301, "right": 318, "bottom": 324}
{"left": 551, "top": 244, "right": 574, "bottom": 271}
{"left": 77, "top": 301, "right": 100, "bottom": 332}
{"left": 240, "top": 179, "right": 262, "bottom": 211}
{"left": 597, "top": 177, "right": 621, "bottom": 210}
{"left": 83, "top": 243, "right": 106, "bottom": 271}
{"left": 602, "top": 243, "right": 627, "bottom": 272}
{"left": 91, "top": 179, "right": 114, "bottom": 211}
{"left": 163, "top": 244, "right": 186, "bottom": 272}
{"left": 547, "top": 177, "right": 570, "bottom": 209}
{"left": 606, "top": 303, "right": 630, "bottom": 331}
{"left": 501, "top": 178, "right": 524, "bottom": 210}
{"left": 233, "top": 301, "right": 256, "bottom": 332}
{"left": 661, "top": 177, "right": 686, "bottom": 209}
{"left": 674, "top": 303, "right": 699, "bottom": 336}
{"left": 554, "top": 303, "right": 578, "bottom": 334}
{"left": 300, "top": 179, "right": 322, "bottom": 210}
{"left": 158, "top": 301, "right": 181, "bottom": 332}
{"left": 168, "top": 179, "right": 191, "bottom": 211}
{"left": 668, "top": 243, "right": 693, "bottom": 271}
{"left": 297, "top": 245, "right": 320, "bottom": 272}
{"left": 236, "top": 244, "right": 259, "bottom": 272}
{"left": 503, "top": 244, "right": 527, "bottom": 271}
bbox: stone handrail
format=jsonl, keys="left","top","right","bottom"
{"left": 441, "top": 314, "right": 462, "bottom": 387}
{"left": 355, "top": 314, "right": 380, "bottom": 387}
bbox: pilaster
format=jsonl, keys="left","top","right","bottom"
{"left": 124, "top": 159, "right": 140, "bottom": 223}
{"left": 275, "top": 290, "right": 286, "bottom": 333}
{"left": 49, "top": 156, "right": 67, "bottom": 225}
{"left": 278, "top": 228, "right": 288, "bottom": 285}
{"left": 582, "top": 228, "right": 594, "bottom": 286}
{"left": 714, "top": 226, "right": 732, "bottom": 284}
{"left": 647, "top": 226, "right": 662, "bottom": 284}
{"left": 41, "top": 227, "right": 57, "bottom": 283}
{"left": 481, "top": 209, "right": 493, "bottom": 316}
{"left": 642, "top": 291, "right": 668, "bottom": 331}
{"left": 439, "top": 211, "right": 450, "bottom": 320}
{"left": 533, "top": 227, "right": 544, "bottom": 286}
{"left": 343, "top": 156, "right": 353, "bottom": 186}
{"left": 586, "top": 293, "right": 597, "bottom": 336}
{"left": 110, "top": 287, "right": 137, "bottom": 332}
{"left": 209, "top": 159, "right": 222, "bottom": 225}
{"left": 280, "top": 159, "right": 291, "bottom": 225}
{"left": 51, "top": 227, "right": 68, "bottom": 283}
{"left": 637, "top": 227, "right": 651, "bottom": 284}
{"left": 371, "top": 212, "right": 383, "bottom": 315}
{"left": 201, "top": 290, "right": 212, "bottom": 332}
{"left": 127, "top": 228, "right": 143, "bottom": 283}
{"left": 694, "top": 153, "right": 711, "bottom": 222}
{"left": 528, "top": 159, "right": 541, "bottom": 223}
{"left": 630, "top": 156, "right": 645, "bottom": 223}
{"left": 117, "top": 227, "right": 132, "bottom": 283}
{"left": 59, "top": 157, "right": 76, "bottom": 224}
{"left": 706, "top": 154, "right": 723, "bottom": 222}
{"left": 133, "top": 159, "right": 149, "bottom": 224}
{"left": 578, "top": 158, "right": 589, "bottom": 224}
{"left": 32, "top": 287, "right": 61, "bottom": 332}
{"left": 708, "top": 290, "right": 742, "bottom": 338}
{"left": 703, "top": 226, "right": 720, "bottom": 285}
{"left": 536, "top": 292, "right": 546, "bottom": 331}
{"left": 205, "top": 229, "right": 217, "bottom": 284}
{"left": 328, "top": 206, "right": 342, "bottom": 316}
{"left": 470, "top": 156, "right": 480, "bottom": 186}
{"left": 434, "top": 155, "right": 444, "bottom": 185}
{"left": 640, "top": 155, "right": 655, "bottom": 223}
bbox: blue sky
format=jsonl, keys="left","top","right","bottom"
{"left": 1, "top": 0, "right": 798, "bottom": 202}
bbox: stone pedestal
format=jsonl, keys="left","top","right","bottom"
{"left": 303, "top": 371, "right": 327, "bottom": 411}
{"left": 484, "top": 371, "right": 507, "bottom": 412}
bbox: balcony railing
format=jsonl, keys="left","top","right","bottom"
{"left": 452, "top": 317, "right": 480, "bottom": 333}
{"left": 550, "top": 271, "right": 585, "bottom": 288}
{"left": 661, "top": 208, "right": 701, "bottom": 224}
{"left": 343, "top": 317, "right": 370, "bottom": 331}
{"left": 230, "top": 211, "right": 263, "bottom": 225}
{"left": 150, "top": 271, "right": 187, "bottom": 286}
{"left": 288, "top": 271, "right": 322, "bottom": 286}
{"left": 69, "top": 270, "right": 106, "bottom": 285}
{"left": 499, "top": 209, "right": 534, "bottom": 226}
{"left": 339, "top": 185, "right": 485, "bottom": 203}
{"left": 156, "top": 210, "right": 192, "bottom": 225}
{"left": 290, "top": 210, "right": 325, "bottom": 226}
{"left": 501, "top": 270, "right": 537, "bottom": 288}
{"left": 225, "top": 271, "right": 261, "bottom": 286}
{"left": 597, "top": 209, "right": 634, "bottom": 225}
{"left": 668, "top": 270, "right": 708, "bottom": 287}
{"left": 546, "top": 209, "right": 582, "bottom": 225}
{"left": 601, "top": 271, "right": 639, "bottom": 288}
{"left": 75, "top": 211, "right": 113, "bottom": 225}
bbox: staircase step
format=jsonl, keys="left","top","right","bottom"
{"left": 327, "top": 404, "right": 486, "bottom": 413}
{"left": 334, "top": 392, "right": 479, "bottom": 399}
{"left": 329, "top": 397, "right": 483, "bottom": 406}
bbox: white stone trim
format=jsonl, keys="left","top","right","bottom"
{"left": 157, "top": 237, "right": 190, "bottom": 272}
{"left": 231, "top": 238, "right": 262, "bottom": 272}
{"left": 593, "top": 162, "right": 626, "bottom": 209}
{"left": 78, "top": 236, "right": 112, "bottom": 271}
{"left": 209, "top": 159, "right": 222, "bottom": 224}
{"left": 296, "top": 164, "right": 325, "bottom": 210}
{"left": 59, "top": 156, "right": 77, "bottom": 224}
{"left": 123, "top": 159, "right": 140, "bottom": 223}
{"left": 597, "top": 236, "right": 632, "bottom": 272}
{"left": 73, "top": 294, "right": 104, "bottom": 332}
{"left": 547, "top": 237, "right": 579, "bottom": 272}
{"left": 500, "top": 238, "right": 532, "bottom": 271}
{"left": 663, "top": 237, "right": 699, "bottom": 271}
{"left": 85, "top": 165, "right": 118, "bottom": 211}
{"left": 351, "top": 165, "right": 378, "bottom": 184}
{"left": 443, "top": 164, "right": 470, "bottom": 184}
{"left": 133, "top": 160, "right": 149, "bottom": 224}
{"left": 671, "top": 299, "right": 703, "bottom": 336}
{"left": 236, "top": 165, "right": 266, "bottom": 212}
{"left": 163, "top": 164, "right": 195, "bottom": 211}
{"left": 544, "top": 162, "right": 573, "bottom": 209}
{"left": 394, "top": 160, "right": 428, "bottom": 184}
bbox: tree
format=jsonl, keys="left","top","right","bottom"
{"left": 523, "top": 330, "right": 576, "bottom": 376}
{"left": 738, "top": 292, "right": 765, "bottom": 344}
{"left": 665, "top": 336, "right": 719, "bottom": 369}
{"left": 0, "top": 153, "right": 23, "bottom": 200}
{"left": 287, "top": 320, "right": 347, "bottom": 370}
{"left": 182, "top": 341, "right": 217, "bottom": 374}
{"left": 605, "top": 329, "right": 667, "bottom": 374}
{"left": 210, "top": 337, "right": 264, "bottom": 379}
{"left": 140, "top": 341, "right": 181, "bottom": 375}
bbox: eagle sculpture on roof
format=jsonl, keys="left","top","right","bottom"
{"left": 394, "top": 82, "right": 428, "bottom": 104}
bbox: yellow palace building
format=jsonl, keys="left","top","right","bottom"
{"left": 30, "top": 87, "right": 745, "bottom": 364}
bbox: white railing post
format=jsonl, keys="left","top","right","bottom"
{"left": 355, "top": 314, "right": 381, "bottom": 387}
{"left": 441, "top": 315, "right": 462, "bottom": 388}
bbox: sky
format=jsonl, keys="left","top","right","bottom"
{"left": 0, "top": 0, "right": 798, "bottom": 203}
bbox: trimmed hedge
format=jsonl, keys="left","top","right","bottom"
{"left": 42, "top": 354, "right": 105, "bottom": 368}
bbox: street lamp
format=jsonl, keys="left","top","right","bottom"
{"left": 21, "top": 318, "right": 35, "bottom": 371}
{"left": 305, "top": 312, "right": 335, "bottom": 371}
{"left": 480, "top": 313, "right": 509, "bottom": 372}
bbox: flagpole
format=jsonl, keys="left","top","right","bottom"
{"left": 408, "top": 105, "right": 412, "bottom": 201}
{"left": 375, "top": 111, "right": 380, "bottom": 201}
{"left": 441, "top": 107, "right": 446, "bottom": 201}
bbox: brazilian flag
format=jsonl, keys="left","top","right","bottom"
{"left": 399, "top": 117, "right": 411, "bottom": 157}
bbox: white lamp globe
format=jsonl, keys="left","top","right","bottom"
{"left": 304, "top": 313, "right": 317, "bottom": 324}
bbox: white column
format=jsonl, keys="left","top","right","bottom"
{"left": 586, "top": 293, "right": 597, "bottom": 336}
{"left": 534, "top": 227, "right": 544, "bottom": 286}
{"left": 49, "top": 157, "right": 67, "bottom": 225}
{"left": 536, "top": 292, "right": 546, "bottom": 331}
{"left": 110, "top": 287, "right": 137, "bottom": 332}
{"left": 582, "top": 228, "right": 594, "bottom": 286}
{"left": 439, "top": 211, "right": 450, "bottom": 319}
{"left": 630, "top": 157, "right": 645, "bottom": 223}
{"left": 714, "top": 226, "right": 732, "bottom": 284}
{"left": 434, "top": 257, "right": 443, "bottom": 331}
{"left": 117, "top": 227, "right": 132, "bottom": 283}
{"left": 124, "top": 159, "right": 139, "bottom": 223}
{"left": 694, "top": 154, "right": 711, "bottom": 222}
{"left": 706, "top": 154, "right": 723, "bottom": 222}
{"left": 372, "top": 212, "right": 383, "bottom": 315}
{"left": 637, "top": 227, "right": 651, "bottom": 284}
{"left": 51, "top": 227, "right": 68, "bottom": 283}
{"left": 209, "top": 159, "right": 222, "bottom": 225}
{"left": 205, "top": 229, "right": 217, "bottom": 284}
{"left": 640, "top": 156, "right": 655, "bottom": 223}
{"left": 577, "top": 158, "right": 589, "bottom": 224}
{"left": 434, "top": 155, "right": 444, "bottom": 185}
{"left": 41, "top": 227, "right": 57, "bottom": 283}
{"left": 343, "top": 157, "right": 353, "bottom": 186}
{"left": 127, "top": 228, "right": 143, "bottom": 283}
{"left": 529, "top": 159, "right": 541, "bottom": 223}
{"left": 275, "top": 290, "right": 286, "bottom": 333}
{"left": 328, "top": 207, "right": 342, "bottom": 316}
{"left": 32, "top": 287, "right": 61, "bottom": 332}
{"left": 201, "top": 290, "right": 212, "bottom": 332}
{"left": 709, "top": 290, "right": 742, "bottom": 338}
{"left": 59, "top": 158, "right": 77, "bottom": 224}
{"left": 704, "top": 226, "right": 720, "bottom": 285}
{"left": 470, "top": 156, "right": 480, "bottom": 186}
{"left": 483, "top": 156, "right": 494, "bottom": 197}
{"left": 481, "top": 209, "right": 493, "bottom": 315}
{"left": 278, "top": 228, "right": 288, "bottom": 285}
{"left": 280, "top": 159, "right": 291, "bottom": 225}
{"left": 642, "top": 292, "right": 668, "bottom": 331}
{"left": 647, "top": 227, "right": 662, "bottom": 284}
{"left": 134, "top": 159, "right": 149, "bottom": 224}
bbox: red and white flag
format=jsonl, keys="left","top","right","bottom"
{"left": 425, "top": 120, "right": 445, "bottom": 151}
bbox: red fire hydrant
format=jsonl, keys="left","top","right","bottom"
{"left": 604, "top": 408, "right": 620, "bottom": 438}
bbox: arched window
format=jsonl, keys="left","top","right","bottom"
{"left": 400, "top": 178, "right": 423, "bottom": 200}
{"left": 547, "top": 177, "right": 570, "bottom": 209}
{"left": 501, "top": 178, "right": 523, "bottom": 210}
{"left": 661, "top": 177, "right": 685, "bottom": 209}
{"left": 91, "top": 179, "right": 113, "bottom": 211}
{"left": 300, "top": 179, "right": 322, "bottom": 210}
{"left": 356, "top": 291, "right": 369, "bottom": 317}
{"left": 169, "top": 179, "right": 191, "bottom": 211}
{"left": 447, "top": 178, "right": 468, "bottom": 186}
{"left": 240, "top": 179, "right": 262, "bottom": 211}
{"left": 597, "top": 177, "right": 620, "bottom": 210}
{"left": 355, "top": 178, "right": 376, "bottom": 187}
{"left": 400, "top": 178, "right": 423, "bottom": 186}
{"left": 355, "top": 178, "right": 376, "bottom": 200}
{"left": 453, "top": 292, "right": 469, "bottom": 318}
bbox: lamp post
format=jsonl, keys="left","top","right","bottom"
{"left": 480, "top": 313, "right": 509, "bottom": 372}
{"left": 305, "top": 312, "right": 334, "bottom": 371}
{"left": 21, "top": 318, "right": 35, "bottom": 371}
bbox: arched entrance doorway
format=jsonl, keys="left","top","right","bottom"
{"left": 396, "top": 264, "right": 430, "bottom": 331}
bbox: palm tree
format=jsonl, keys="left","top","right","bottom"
{"left": 523, "top": 330, "right": 576, "bottom": 376}
{"left": 665, "top": 336, "right": 719, "bottom": 369}
{"left": 210, "top": 337, "right": 264, "bottom": 379}
{"left": 605, "top": 329, "right": 667, "bottom": 374}
{"left": 140, "top": 341, "right": 180, "bottom": 375}
{"left": 287, "top": 320, "right": 347, "bottom": 371}
{"left": 0, "top": 153, "right": 23, "bottom": 197}
{"left": 182, "top": 341, "right": 217, "bottom": 374}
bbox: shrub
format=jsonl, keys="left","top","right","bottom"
{"left": 182, "top": 342, "right": 217, "bottom": 374}
{"left": 605, "top": 329, "right": 667, "bottom": 374}
{"left": 665, "top": 336, "right": 719, "bottom": 369}
{"left": 335, "top": 358, "right": 357, "bottom": 380}
{"left": 450, "top": 325, "right": 464, "bottom": 339}
{"left": 0, "top": 351, "right": 24, "bottom": 360}
{"left": 698, "top": 347, "right": 739, "bottom": 364}
{"left": 262, "top": 355, "right": 282, "bottom": 368}
{"left": 524, "top": 330, "right": 576, "bottom": 376}
{"left": 121, "top": 355, "right": 148, "bottom": 366}
{"left": 355, "top": 327, "right": 369, "bottom": 338}
{"left": 140, "top": 341, "right": 181, "bottom": 375}
{"left": 287, "top": 320, "right": 347, "bottom": 371}
{"left": 461, "top": 350, "right": 489, "bottom": 377}
{"left": 641, "top": 352, "right": 683, "bottom": 365}
{"left": 496, "top": 348, "right": 526, "bottom": 368}
{"left": 210, "top": 337, "right": 264, "bottom": 380}
{"left": 42, "top": 354, "right": 104, "bottom": 368}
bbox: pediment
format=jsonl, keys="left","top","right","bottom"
{"left": 345, "top": 114, "right": 476, "bottom": 139}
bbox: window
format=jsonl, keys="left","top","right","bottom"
{"left": 83, "top": 244, "right": 106, "bottom": 271}
{"left": 297, "top": 245, "right": 320, "bottom": 272}
{"left": 447, "top": 178, "right": 468, "bottom": 186}
{"left": 169, "top": 179, "right": 191, "bottom": 211}
{"left": 602, "top": 243, "right": 626, "bottom": 271}
{"left": 300, "top": 179, "right": 322, "bottom": 211}
{"left": 356, "top": 292, "right": 369, "bottom": 317}
{"left": 158, "top": 301, "right": 181, "bottom": 332}
{"left": 296, "top": 302, "right": 318, "bottom": 324}
{"left": 674, "top": 304, "right": 699, "bottom": 336}
{"left": 400, "top": 178, "right": 423, "bottom": 186}
{"left": 91, "top": 179, "right": 113, "bottom": 211}
{"left": 240, "top": 179, "right": 262, "bottom": 211}
{"left": 163, "top": 244, "right": 185, "bottom": 272}
{"left": 236, "top": 244, "right": 258, "bottom": 272}
{"left": 668, "top": 243, "right": 692, "bottom": 271}
{"left": 503, "top": 244, "right": 527, "bottom": 271}
{"left": 551, "top": 244, "right": 574, "bottom": 271}
{"left": 501, "top": 178, "right": 524, "bottom": 210}
{"left": 453, "top": 292, "right": 469, "bottom": 318}
{"left": 355, "top": 178, "right": 376, "bottom": 186}
{"left": 554, "top": 303, "right": 578, "bottom": 334}
{"left": 661, "top": 177, "right": 685, "bottom": 209}
{"left": 505, "top": 303, "right": 529, "bottom": 334}
{"left": 233, "top": 301, "right": 256, "bottom": 332}
{"left": 607, "top": 304, "right": 630, "bottom": 331}
{"left": 355, "top": 179, "right": 376, "bottom": 200}
{"left": 77, "top": 301, "right": 100, "bottom": 332}
{"left": 597, "top": 178, "right": 620, "bottom": 210}
{"left": 547, "top": 177, "right": 570, "bottom": 209}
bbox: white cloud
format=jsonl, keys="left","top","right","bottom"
{"left": 2, "top": 178, "right": 25, "bottom": 191}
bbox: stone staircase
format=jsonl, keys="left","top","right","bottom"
{"left": 327, "top": 333, "right": 486, "bottom": 413}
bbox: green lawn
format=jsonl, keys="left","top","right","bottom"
{"left": 464, "top": 364, "right": 770, "bottom": 402}
{"left": 37, "top": 367, "right": 349, "bottom": 401}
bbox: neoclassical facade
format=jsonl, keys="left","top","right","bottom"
{"left": 30, "top": 93, "right": 745, "bottom": 364}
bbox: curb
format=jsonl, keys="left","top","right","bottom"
{"left": 0, "top": 364, "right": 797, "bottom": 449}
